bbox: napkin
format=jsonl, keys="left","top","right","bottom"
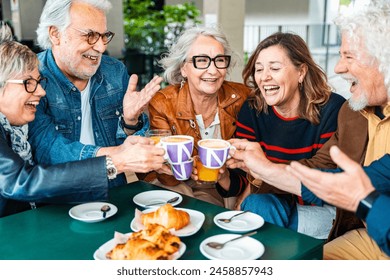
{"left": 113, "top": 231, "right": 130, "bottom": 244}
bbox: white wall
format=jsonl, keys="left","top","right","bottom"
{"left": 106, "top": 0, "right": 124, "bottom": 58}
{"left": 245, "top": 0, "right": 310, "bottom": 25}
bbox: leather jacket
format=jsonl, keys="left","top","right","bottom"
{"left": 300, "top": 102, "right": 368, "bottom": 241}
{"left": 147, "top": 81, "right": 251, "bottom": 186}
{"left": 0, "top": 124, "right": 108, "bottom": 218}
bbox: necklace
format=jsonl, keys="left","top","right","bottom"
{"left": 194, "top": 105, "right": 218, "bottom": 124}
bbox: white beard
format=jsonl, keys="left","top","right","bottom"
{"left": 348, "top": 92, "right": 369, "bottom": 111}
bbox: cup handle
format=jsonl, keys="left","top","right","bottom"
{"left": 156, "top": 142, "right": 169, "bottom": 161}
{"left": 227, "top": 145, "right": 236, "bottom": 159}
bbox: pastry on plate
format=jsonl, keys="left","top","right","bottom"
{"left": 106, "top": 224, "right": 181, "bottom": 260}
{"left": 141, "top": 203, "right": 190, "bottom": 230}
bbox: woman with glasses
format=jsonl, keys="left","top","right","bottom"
{"left": 218, "top": 32, "right": 346, "bottom": 239}
{"left": 0, "top": 22, "right": 165, "bottom": 218}
{"left": 145, "top": 26, "right": 251, "bottom": 207}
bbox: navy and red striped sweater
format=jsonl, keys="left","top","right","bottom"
{"left": 217, "top": 92, "right": 346, "bottom": 203}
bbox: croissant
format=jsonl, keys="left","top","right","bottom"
{"left": 141, "top": 203, "right": 190, "bottom": 230}
{"left": 106, "top": 238, "right": 168, "bottom": 260}
{"left": 133, "top": 224, "right": 181, "bottom": 254}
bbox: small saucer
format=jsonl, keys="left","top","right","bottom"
{"left": 214, "top": 210, "right": 264, "bottom": 232}
{"left": 69, "top": 202, "right": 117, "bottom": 223}
{"left": 133, "top": 190, "right": 182, "bottom": 208}
{"left": 200, "top": 234, "right": 265, "bottom": 260}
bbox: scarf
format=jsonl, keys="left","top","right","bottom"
{"left": 0, "top": 112, "right": 34, "bottom": 165}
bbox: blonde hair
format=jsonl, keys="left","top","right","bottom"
{"left": 0, "top": 22, "right": 39, "bottom": 88}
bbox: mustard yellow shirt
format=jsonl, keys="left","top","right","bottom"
{"left": 361, "top": 102, "right": 390, "bottom": 165}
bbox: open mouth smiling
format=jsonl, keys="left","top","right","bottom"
{"left": 263, "top": 85, "right": 280, "bottom": 95}
{"left": 83, "top": 54, "right": 99, "bottom": 61}
{"left": 25, "top": 100, "right": 40, "bottom": 109}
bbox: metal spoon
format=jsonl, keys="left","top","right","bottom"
{"left": 206, "top": 231, "right": 257, "bottom": 249}
{"left": 217, "top": 210, "right": 250, "bottom": 223}
{"left": 101, "top": 204, "right": 111, "bottom": 218}
{"left": 144, "top": 196, "right": 180, "bottom": 207}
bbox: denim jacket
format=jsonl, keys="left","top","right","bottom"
{"left": 28, "top": 50, "right": 149, "bottom": 187}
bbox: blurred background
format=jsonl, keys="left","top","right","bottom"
{"left": 0, "top": 0, "right": 368, "bottom": 97}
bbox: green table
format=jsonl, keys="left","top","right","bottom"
{"left": 0, "top": 181, "right": 323, "bottom": 260}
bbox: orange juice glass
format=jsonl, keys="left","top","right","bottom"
{"left": 195, "top": 156, "right": 219, "bottom": 184}
{"left": 145, "top": 129, "right": 171, "bottom": 144}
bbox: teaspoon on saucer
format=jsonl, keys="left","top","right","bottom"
{"left": 217, "top": 210, "right": 250, "bottom": 223}
{"left": 144, "top": 196, "right": 180, "bottom": 207}
{"left": 101, "top": 204, "right": 111, "bottom": 218}
{"left": 206, "top": 231, "right": 257, "bottom": 249}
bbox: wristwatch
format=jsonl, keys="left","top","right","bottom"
{"left": 106, "top": 156, "right": 117, "bottom": 180}
{"left": 356, "top": 190, "right": 380, "bottom": 220}
{"left": 121, "top": 114, "right": 144, "bottom": 131}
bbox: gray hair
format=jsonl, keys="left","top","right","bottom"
{"left": 36, "top": 0, "right": 112, "bottom": 50}
{"left": 0, "top": 22, "right": 38, "bottom": 88}
{"left": 334, "top": 0, "right": 390, "bottom": 97}
{"left": 159, "top": 26, "right": 236, "bottom": 85}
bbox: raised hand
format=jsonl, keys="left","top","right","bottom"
{"left": 122, "top": 74, "right": 163, "bottom": 124}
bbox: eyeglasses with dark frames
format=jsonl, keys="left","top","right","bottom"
{"left": 6, "top": 77, "right": 48, "bottom": 94}
{"left": 189, "top": 55, "right": 231, "bottom": 69}
{"left": 72, "top": 27, "right": 115, "bottom": 45}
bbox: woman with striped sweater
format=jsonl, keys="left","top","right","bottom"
{"left": 216, "top": 32, "right": 345, "bottom": 239}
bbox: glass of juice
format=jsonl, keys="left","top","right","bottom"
{"left": 194, "top": 156, "right": 219, "bottom": 184}
{"left": 145, "top": 129, "right": 171, "bottom": 144}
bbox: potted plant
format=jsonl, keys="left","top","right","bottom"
{"left": 122, "top": 0, "right": 201, "bottom": 79}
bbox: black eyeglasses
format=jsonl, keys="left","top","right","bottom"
{"left": 189, "top": 55, "right": 231, "bottom": 69}
{"left": 72, "top": 27, "right": 115, "bottom": 45}
{"left": 6, "top": 77, "right": 48, "bottom": 93}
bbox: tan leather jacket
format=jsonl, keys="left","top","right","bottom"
{"left": 148, "top": 81, "right": 251, "bottom": 186}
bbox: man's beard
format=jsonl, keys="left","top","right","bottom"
{"left": 348, "top": 92, "right": 368, "bottom": 111}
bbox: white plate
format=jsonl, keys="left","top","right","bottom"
{"left": 93, "top": 233, "right": 186, "bottom": 260}
{"left": 69, "top": 202, "right": 118, "bottom": 223}
{"left": 130, "top": 208, "right": 205, "bottom": 237}
{"left": 200, "top": 234, "right": 265, "bottom": 260}
{"left": 133, "top": 190, "right": 183, "bottom": 208}
{"left": 214, "top": 210, "right": 264, "bottom": 232}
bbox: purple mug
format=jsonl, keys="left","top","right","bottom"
{"left": 197, "top": 139, "right": 231, "bottom": 169}
{"left": 170, "top": 158, "right": 194, "bottom": 181}
{"left": 160, "top": 135, "right": 194, "bottom": 163}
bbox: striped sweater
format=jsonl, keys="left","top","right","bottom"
{"left": 217, "top": 92, "right": 346, "bottom": 203}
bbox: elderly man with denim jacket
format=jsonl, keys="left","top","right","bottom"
{"left": 28, "top": 0, "right": 164, "bottom": 187}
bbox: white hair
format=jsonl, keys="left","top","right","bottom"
{"left": 159, "top": 26, "right": 237, "bottom": 85}
{"left": 334, "top": 0, "right": 390, "bottom": 98}
{"left": 36, "top": 0, "right": 112, "bottom": 50}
